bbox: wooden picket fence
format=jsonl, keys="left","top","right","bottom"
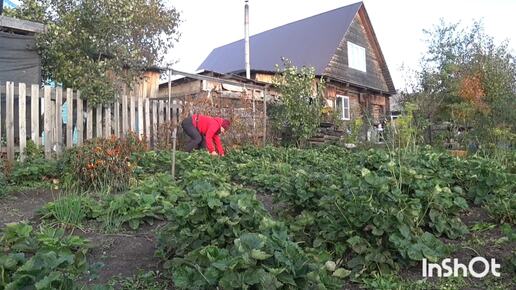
{"left": 0, "top": 82, "right": 183, "bottom": 161}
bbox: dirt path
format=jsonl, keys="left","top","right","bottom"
{"left": 0, "top": 189, "right": 56, "bottom": 227}
{"left": 81, "top": 222, "right": 166, "bottom": 284}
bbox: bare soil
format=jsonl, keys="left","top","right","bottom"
{"left": 0, "top": 189, "right": 166, "bottom": 286}
{"left": 0, "top": 189, "right": 56, "bottom": 227}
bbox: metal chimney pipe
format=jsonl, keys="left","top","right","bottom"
{"left": 244, "top": 0, "right": 251, "bottom": 79}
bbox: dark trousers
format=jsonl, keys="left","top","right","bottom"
{"left": 181, "top": 116, "right": 204, "bottom": 152}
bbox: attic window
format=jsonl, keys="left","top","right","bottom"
{"left": 347, "top": 41, "right": 366, "bottom": 72}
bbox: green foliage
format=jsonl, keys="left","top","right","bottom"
{"left": 3, "top": 141, "right": 59, "bottom": 188}
{"left": 42, "top": 174, "right": 180, "bottom": 231}
{"left": 62, "top": 135, "right": 146, "bottom": 192}
{"left": 0, "top": 223, "right": 91, "bottom": 289}
{"left": 272, "top": 59, "right": 325, "bottom": 147}
{"left": 221, "top": 146, "right": 514, "bottom": 276}
{"left": 401, "top": 20, "right": 516, "bottom": 151}
{"left": 41, "top": 194, "right": 90, "bottom": 227}
{"left": 6, "top": 0, "right": 181, "bottom": 104}
{"left": 108, "top": 270, "right": 172, "bottom": 290}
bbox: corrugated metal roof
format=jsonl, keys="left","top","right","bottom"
{"left": 198, "top": 2, "right": 363, "bottom": 75}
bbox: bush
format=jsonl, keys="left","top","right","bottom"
{"left": 63, "top": 134, "right": 147, "bottom": 192}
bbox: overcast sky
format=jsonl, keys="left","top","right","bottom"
{"left": 167, "top": 0, "right": 515, "bottom": 90}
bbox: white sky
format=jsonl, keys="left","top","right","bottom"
{"left": 167, "top": 0, "right": 515, "bottom": 91}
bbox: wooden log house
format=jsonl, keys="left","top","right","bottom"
{"left": 194, "top": 1, "right": 395, "bottom": 126}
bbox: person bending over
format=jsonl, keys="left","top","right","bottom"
{"left": 181, "top": 114, "right": 230, "bottom": 156}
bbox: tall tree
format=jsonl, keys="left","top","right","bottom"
{"left": 401, "top": 20, "right": 515, "bottom": 149}
{"left": 5, "top": 0, "right": 181, "bottom": 104}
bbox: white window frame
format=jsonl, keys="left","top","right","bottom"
{"left": 336, "top": 95, "right": 351, "bottom": 120}
{"left": 347, "top": 41, "right": 366, "bottom": 72}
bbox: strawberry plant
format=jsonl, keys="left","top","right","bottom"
{"left": 0, "top": 223, "right": 92, "bottom": 289}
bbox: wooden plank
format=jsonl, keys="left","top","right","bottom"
{"left": 19, "top": 83, "right": 27, "bottom": 161}
{"left": 166, "top": 100, "right": 171, "bottom": 122}
{"left": 130, "top": 90, "right": 135, "bottom": 132}
{"left": 31, "top": 84, "right": 40, "bottom": 145}
{"left": 55, "top": 87, "right": 63, "bottom": 155}
{"left": 145, "top": 98, "right": 150, "bottom": 145}
{"left": 44, "top": 86, "right": 52, "bottom": 159}
{"left": 77, "top": 91, "right": 83, "bottom": 145}
{"left": 138, "top": 88, "right": 144, "bottom": 139}
{"left": 105, "top": 105, "right": 111, "bottom": 138}
{"left": 122, "top": 90, "right": 128, "bottom": 136}
{"left": 158, "top": 100, "right": 165, "bottom": 124}
{"left": 66, "top": 88, "right": 73, "bottom": 148}
{"left": 86, "top": 104, "right": 93, "bottom": 140}
{"left": 6, "top": 82, "right": 15, "bottom": 161}
{"left": 152, "top": 101, "right": 158, "bottom": 147}
{"left": 0, "top": 84, "right": 3, "bottom": 151}
{"left": 114, "top": 99, "right": 120, "bottom": 137}
{"left": 0, "top": 15, "right": 47, "bottom": 33}
{"left": 96, "top": 104, "right": 103, "bottom": 138}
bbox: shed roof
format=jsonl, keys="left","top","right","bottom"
{"left": 198, "top": 2, "right": 363, "bottom": 75}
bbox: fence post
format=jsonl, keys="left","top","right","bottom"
{"left": 6, "top": 82, "right": 15, "bottom": 162}
{"left": 87, "top": 102, "right": 93, "bottom": 140}
{"left": 105, "top": 104, "right": 111, "bottom": 138}
{"left": 96, "top": 104, "right": 103, "bottom": 138}
{"left": 77, "top": 91, "right": 83, "bottom": 145}
{"left": 122, "top": 87, "right": 128, "bottom": 137}
{"left": 66, "top": 88, "right": 73, "bottom": 148}
{"left": 130, "top": 89, "right": 136, "bottom": 132}
{"left": 19, "top": 83, "right": 27, "bottom": 161}
{"left": 55, "top": 87, "right": 63, "bottom": 155}
{"left": 138, "top": 84, "right": 144, "bottom": 139}
{"left": 263, "top": 89, "right": 267, "bottom": 146}
{"left": 44, "top": 86, "right": 52, "bottom": 159}
{"left": 31, "top": 84, "right": 40, "bottom": 145}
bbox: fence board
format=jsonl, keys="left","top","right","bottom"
{"left": 114, "top": 99, "right": 120, "bottom": 137}
{"left": 44, "top": 86, "right": 52, "bottom": 159}
{"left": 77, "top": 91, "right": 83, "bottom": 145}
{"left": 152, "top": 101, "right": 157, "bottom": 147}
{"left": 122, "top": 92, "right": 128, "bottom": 135}
{"left": 66, "top": 88, "right": 73, "bottom": 148}
{"left": 55, "top": 87, "right": 63, "bottom": 155}
{"left": 138, "top": 89, "right": 144, "bottom": 138}
{"left": 19, "top": 83, "right": 26, "bottom": 161}
{"left": 130, "top": 91, "right": 135, "bottom": 131}
{"left": 6, "top": 82, "right": 15, "bottom": 161}
{"left": 96, "top": 105, "right": 102, "bottom": 138}
{"left": 158, "top": 101, "right": 165, "bottom": 124}
{"left": 31, "top": 84, "right": 40, "bottom": 145}
{"left": 105, "top": 105, "right": 111, "bottom": 138}
{"left": 87, "top": 104, "right": 93, "bottom": 140}
{"left": 145, "top": 98, "right": 150, "bottom": 145}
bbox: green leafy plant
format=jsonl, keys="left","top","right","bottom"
{"left": 272, "top": 59, "right": 326, "bottom": 147}
{"left": 0, "top": 223, "right": 91, "bottom": 289}
{"left": 63, "top": 134, "right": 147, "bottom": 192}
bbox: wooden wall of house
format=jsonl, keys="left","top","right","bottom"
{"left": 254, "top": 73, "right": 275, "bottom": 84}
{"left": 325, "top": 82, "right": 390, "bottom": 123}
{"left": 157, "top": 79, "right": 203, "bottom": 98}
{"left": 324, "top": 8, "right": 390, "bottom": 93}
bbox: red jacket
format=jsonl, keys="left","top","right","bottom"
{"left": 192, "top": 114, "right": 225, "bottom": 155}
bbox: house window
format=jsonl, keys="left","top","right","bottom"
{"left": 336, "top": 95, "right": 350, "bottom": 120}
{"left": 347, "top": 41, "right": 366, "bottom": 72}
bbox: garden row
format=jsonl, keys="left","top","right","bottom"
{"left": 0, "top": 138, "right": 514, "bottom": 289}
